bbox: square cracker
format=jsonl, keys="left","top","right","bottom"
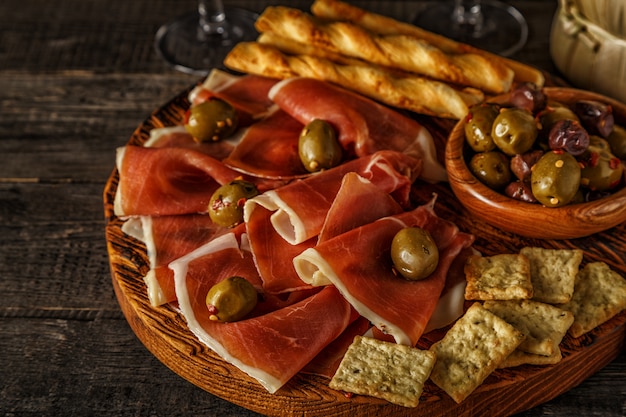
{"left": 329, "top": 336, "right": 436, "bottom": 408}
{"left": 498, "top": 348, "right": 563, "bottom": 368}
{"left": 464, "top": 254, "right": 533, "bottom": 300}
{"left": 561, "top": 262, "right": 626, "bottom": 338}
{"left": 429, "top": 302, "right": 525, "bottom": 403}
{"left": 520, "top": 247, "right": 583, "bottom": 304}
{"left": 483, "top": 300, "right": 574, "bottom": 356}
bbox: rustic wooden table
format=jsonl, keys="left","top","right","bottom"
{"left": 1, "top": 0, "right": 624, "bottom": 416}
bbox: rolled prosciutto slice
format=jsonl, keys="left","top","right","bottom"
{"left": 171, "top": 236, "right": 354, "bottom": 393}
{"left": 293, "top": 198, "right": 474, "bottom": 346}
{"left": 269, "top": 77, "right": 447, "bottom": 183}
{"left": 243, "top": 150, "right": 421, "bottom": 245}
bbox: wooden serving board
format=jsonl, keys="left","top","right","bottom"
{"left": 104, "top": 84, "right": 626, "bottom": 417}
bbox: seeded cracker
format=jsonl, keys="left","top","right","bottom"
{"left": 483, "top": 299, "right": 574, "bottom": 357}
{"left": 329, "top": 336, "right": 436, "bottom": 408}
{"left": 464, "top": 254, "right": 533, "bottom": 300}
{"left": 429, "top": 303, "right": 525, "bottom": 403}
{"left": 561, "top": 262, "right": 626, "bottom": 338}
{"left": 520, "top": 247, "right": 583, "bottom": 304}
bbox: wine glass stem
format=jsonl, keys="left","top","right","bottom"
{"left": 452, "top": 0, "right": 484, "bottom": 35}
{"left": 198, "top": 0, "right": 226, "bottom": 37}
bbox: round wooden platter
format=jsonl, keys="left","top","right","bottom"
{"left": 104, "top": 84, "right": 626, "bottom": 417}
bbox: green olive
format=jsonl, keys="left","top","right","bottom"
{"left": 208, "top": 179, "right": 259, "bottom": 227}
{"left": 464, "top": 103, "right": 499, "bottom": 152}
{"left": 580, "top": 143, "right": 623, "bottom": 192}
{"left": 491, "top": 107, "right": 538, "bottom": 155}
{"left": 469, "top": 151, "right": 512, "bottom": 190}
{"left": 607, "top": 125, "right": 626, "bottom": 159}
{"left": 531, "top": 151, "right": 581, "bottom": 207}
{"left": 589, "top": 135, "right": 611, "bottom": 152}
{"left": 298, "top": 119, "right": 342, "bottom": 172}
{"left": 391, "top": 227, "right": 439, "bottom": 281}
{"left": 538, "top": 102, "right": 579, "bottom": 133}
{"left": 185, "top": 98, "right": 238, "bottom": 142}
{"left": 206, "top": 276, "right": 258, "bottom": 322}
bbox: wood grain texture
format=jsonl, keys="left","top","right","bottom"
{"left": 3, "top": 0, "right": 625, "bottom": 416}
{"left": 103, "top": 85, "right": 626, "bottom": 417}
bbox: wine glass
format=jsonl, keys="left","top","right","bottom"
{"left": 154, "top": 0, "right": 258, "bottom": 76}
{"left": 413, "top": 0, "right": 528, "bottom": 57}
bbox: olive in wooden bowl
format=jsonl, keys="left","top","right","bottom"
{"left": 445, "top": 86, "right": 626, "bottom": 239}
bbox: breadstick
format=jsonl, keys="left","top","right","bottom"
{"left": 255, "top": 6, "right": 513, "bottom": 94}
{"left": 224, "top": 41, "right": 484, "bottom": 119}
{"left": 311, "top": 0, "right": 545, "bottom": 87}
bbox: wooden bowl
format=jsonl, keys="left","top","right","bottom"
{"left": 445, "top": 87, "right": 626, "bottom": 239}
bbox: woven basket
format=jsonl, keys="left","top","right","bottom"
{"left": 550, "top": 0, "right": 626, "bottom": 103}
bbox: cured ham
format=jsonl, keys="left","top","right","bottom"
{"left": 245, "top": 203, "right": 316, "bottom": 294}
{"left": 318, "top": 172, "right": 403, "bottom": 243}
{"left": 121, "top": 215, "right": 242, "bottom": 305}
{"left": 188, "top": 69, "right": 279, "bottom": 125}
{"left": 114, "top": 145, "right": 282, "bottom": 217}
{"left": 171, "top": 237, "right": 354, "bottom": 393}
{"left": 244, "top": 150, "right": 421, "bottom": 245}
{"left": 245, "top": 172, "right": 403, "bottom": 293}
{"left": 222, "top": 109, "right": 308, "bottom": 179}
{"left": 269, "top": 77, "right": 447, "bottom": 183}
{"left": 144, "top": 125, "right": 234, "bottom": 161}
{"left": 293, "top": 198, "right": 474, "bottom": 346}
{"left": 113, "top": 69, "right": 480, "bottom": 396}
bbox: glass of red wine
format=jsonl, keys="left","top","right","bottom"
{"left": 155, "top": 0, "right": 258, "bottom": 75}
{"left": 413, "top": 0, "right": 528, "bottom": 57}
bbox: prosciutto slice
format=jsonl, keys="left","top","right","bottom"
{"left": 121, "top": 215, "right": 242, "bottom": 305}
{"left": 114, "top": 145, "right": 283, "bottom": 217}
{"left": 245, "top": 203, "right": 316, "bottom": 294}
{"left": 171, "top": 236, "right": 354, "bottom": 393}
{"left": 144, "top": 125, "right": 234, "bottom": 161}
{"left": 293, "top": 198, "right": 474, "bottom": 346}
{"left": 244, "top": 150, "right": 421, "bottom": 245}
{"left": 188, "top": 69, "right": 279, "bottom": 125}
{"left": 318, "top": 171, "right": 403, "bottom": 243}
{"left": 222, "top": 109, "right": 308, "bottom": 179}
{"left": 269, "top": 77, "right": 447, "bottom": 183}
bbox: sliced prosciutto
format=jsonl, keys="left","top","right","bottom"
{"left": 188, "top": 69, "right": 279, "bottom": 125}
{"left": 269, "top": 77, "right": 447, "bottom": 183}
{"left": 245, "top": 203, "right": 316, "bottom": 294}
{"left": 293, "top": 198, "right": 474, "bottom": 346}
{"left": 144, "top": 125, "right": 234, "bottom": 161}
{"left": 244, "top": 172, "right": 403, "bottom": 294}
{"left": 171, "top": 237, "right": 354, "bottom": 393}
{"left": 121, "top": 215, "right": 242, "bottom": 305}
{"left": 222, "top": 109, "right": 308, "bottom": 179}
{"left": 244, "top": 150, "right": 421, "bottom": 245}
{"left": 318, "top": 171, "right": 403, "bottom": 243}
{"left": 114, "top": 145, "right": 283, "bottom": 217}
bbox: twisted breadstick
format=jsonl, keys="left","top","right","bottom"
{"left": 255, "top": 6, "right": 514, "bottom": 94}
{"left": 311, "top": 0, "right": 545, "bottom": 87}
{"left": 224, "top": 41, "right": 484, "bottom": 119}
